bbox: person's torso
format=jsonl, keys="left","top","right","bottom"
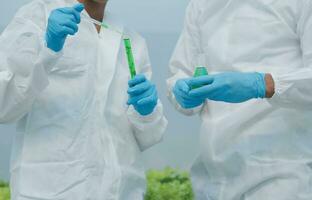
{"left": 194, "top": 0, "right": 312, "bottom": 177}
{"left": 11, "top": 1, "right": 145, "bottom": 199}
{"left": 190, "top": 1, "right": 312, "bottom": 199}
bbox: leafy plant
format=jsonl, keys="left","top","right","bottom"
{"left": 145, "top": 167, "right": 194, "bottom": 200}
{"left": 0, "top": 180, "right": 10, "bottom": 200}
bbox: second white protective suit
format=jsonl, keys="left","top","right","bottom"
{"left": 167, "top": 0, "right": 312, "bottom": 199}
{"left": 0, "top": 0, "right": 167, "bottom": 199}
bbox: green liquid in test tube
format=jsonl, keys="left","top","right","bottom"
{"left": 192, "top": 67, "right": 209, "bottom": 89}
{"left": 124, "top": 38, "right": 137, "bottom": 79}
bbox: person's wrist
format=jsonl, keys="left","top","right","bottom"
{"left": 251, "top": 72, "right": 266, "bottom": 99}
{"left": 265, "top": 73, "right": 275, "bottom": 98}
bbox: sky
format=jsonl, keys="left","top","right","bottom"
{"left": 0, "top": 0, "right": 202, "bottom": 181}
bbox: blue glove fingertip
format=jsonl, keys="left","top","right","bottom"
{"left": 72, "top": 4, "right": 84, "bottom": 23}
{"left": 127, "top": 88, "right": 134, "bottom": 94}
{"left": 176, "top": 80, "right": 190, "bottom": 94}
{"left": 73, "top": 3, "right": 85, "bottom": 12}
{"left": 127, "top": 99, "right": 132, "bottom": 105}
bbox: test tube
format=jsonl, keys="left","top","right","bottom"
{"left": 124, "top": 38, "right": 137, "bottom": 79}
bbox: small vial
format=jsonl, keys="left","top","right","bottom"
{"left": 192, "top": 54, "right": 209, "bottom": 89}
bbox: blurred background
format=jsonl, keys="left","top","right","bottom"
{"left": 0, "top": 0, "right": 201, "bottom": 182}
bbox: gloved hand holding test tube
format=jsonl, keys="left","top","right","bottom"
{"left": 81, "top": 13, "right": 137, "bottom": 79}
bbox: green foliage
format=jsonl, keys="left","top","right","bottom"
{"left": 0, "top": 180, "right": 10, "bottom": 200}
{"left": 0, "top": 181, "right": 8, "bottom": 188}
{"left": 0, "top": 188, "right": 10, "bottom": 200}
{"left": 145, "top": 167, "right": 194, "bottom": 200}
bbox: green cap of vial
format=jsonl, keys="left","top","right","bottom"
{"left": 193, "top": 67, "right": 208, "bottom": 77}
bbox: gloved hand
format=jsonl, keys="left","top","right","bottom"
{"left": 173, "top": 78, "right": 213, "bottom": 109}
{"left": 45, "top": 3, "right": 84, "bottom": 52}
{"left": 188, "top": 72, "right": 266, "bottom": 103}
{"left": 127, "top": 74, "right": 158, "bottom": 116}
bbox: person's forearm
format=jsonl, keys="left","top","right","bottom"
{"left": 265, "top": 73, "right": 275, "bottom": 98}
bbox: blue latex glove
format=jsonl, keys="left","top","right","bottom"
{"left": 45, "top": 3, "right": 84, "bottom": 52}
{"left": 188, "top": 72, "right": 266, "bottom": 103}
{"left": 173, "top": 78, "right": 213, "bottom": 109}
{"left": 127, "top": 74, "right": 158, "bottom": 116}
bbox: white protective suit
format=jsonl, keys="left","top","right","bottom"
{"left": 167, "top": 0, "right": 312, "bottom": 199}
{"left": 0, "top": 0, "right": 167, "bottom": 199}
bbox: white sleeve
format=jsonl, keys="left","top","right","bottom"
{"left": 0, "top": 2, "right": 62, "bottom": 123}
{"left": 127, "top": 35, "right": 168, "bottom": 151}
{"left": 268, "top": 0, "right": 312, "bottom": 109}
{"left": 166, "top": 0, "right": 204, "bottom": 116}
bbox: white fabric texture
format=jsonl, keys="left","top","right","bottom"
{"left": 168, "top": 0, "right": 312, "bottom": 199}
{"left": 0, "top": 0, "right": 167, "bottom": 199}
